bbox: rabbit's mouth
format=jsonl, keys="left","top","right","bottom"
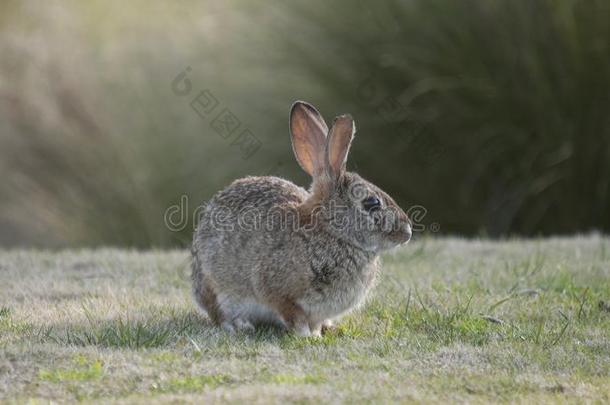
{"left": 387, "top": 222, "right": 412, "bottom": 247}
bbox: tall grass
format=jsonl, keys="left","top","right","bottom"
{"left": 0, "top": 0, "right": 608, "bottom": 247}
{"left": 272, "top": 0, "right": 610, "bottom": 235}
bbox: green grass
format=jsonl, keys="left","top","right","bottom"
{"left": 1, "top": 236, "right": 609, "bottom": 403}
{"left": 39, "top": 356, "right": 104, "bottom": 383}
{"left": 153, "top": 374, "right": 231, "bottom": 393}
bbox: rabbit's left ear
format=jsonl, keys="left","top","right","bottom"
{"left": 290, "top": 101, "right": 329, "bottom": 177}
{"left": 326, "top": 114, "right": 355, "bottom": 181}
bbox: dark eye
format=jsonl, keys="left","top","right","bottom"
{"left": 362, "top": 196, "right": 381, "bottom": 213}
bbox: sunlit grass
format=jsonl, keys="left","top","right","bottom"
{"left": 1, "top": 237, "right": 609, "bottom": 402}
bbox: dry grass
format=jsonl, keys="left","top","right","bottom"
{"left": 1, "top": 236, "right": 609, "bottom": 403}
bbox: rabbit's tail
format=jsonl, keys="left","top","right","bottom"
{"left": 191, "top": 252, "right": 224, "bottom": 324}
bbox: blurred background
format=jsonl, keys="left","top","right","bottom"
{"left": 0, "top": 0, "right": 608, "bottom": 248}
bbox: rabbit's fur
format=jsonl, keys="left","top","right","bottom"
{"left": 192, "top": 101, "right": 411, "bottom": 336}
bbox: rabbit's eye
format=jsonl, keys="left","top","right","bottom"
{"left": 362, "top": 196, "right": 381, "bottom": 213}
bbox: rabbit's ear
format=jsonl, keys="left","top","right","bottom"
{"left": 326, "top": 114, "right": 355, "bottom": 181}
{"left": 290, "top": 101, "right": 328, "bottom": 177}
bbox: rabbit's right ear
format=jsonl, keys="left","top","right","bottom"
{"left": 290, "top": 101, "right": 328, "bottom": 177}
{"left": 325, "top": 114, "right": 355, "bottom": 181}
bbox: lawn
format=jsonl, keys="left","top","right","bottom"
{"left": 1, "top": 236, "right": 609, "bottom": 403}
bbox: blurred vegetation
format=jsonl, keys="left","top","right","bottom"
{"left": 0, "top": 0, "right": 608, "bottom": 247}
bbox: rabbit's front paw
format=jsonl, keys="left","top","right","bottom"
{"left": 321, "top": 319, "right": 335, "bottom": 334}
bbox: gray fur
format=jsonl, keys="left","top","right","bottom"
{"left": 192, "top": 102, "right": 411, "bottom": 336}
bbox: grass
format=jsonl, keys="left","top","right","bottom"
{"left": 0, "top": 236, "right": 609, "bottom": 403}
{"left": 39, "top": 356, "right": 104, "bottom": 383}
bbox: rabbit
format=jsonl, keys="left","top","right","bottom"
{"left": 191, "top": 101, "right": 412, "bottom": 337}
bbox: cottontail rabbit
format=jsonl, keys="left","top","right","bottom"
{"left": 192, "top": 101, "right": 411, "bottom": 336}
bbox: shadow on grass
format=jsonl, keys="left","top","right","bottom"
{"left": 31, "top": 309, "right": 291, "bottom": 349}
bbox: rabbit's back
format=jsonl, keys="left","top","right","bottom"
{"left": 192, "top": 176, "right": 309, "bottom": 315}
{"left": 206, "top": 176, "right": 308, "bottom": 214}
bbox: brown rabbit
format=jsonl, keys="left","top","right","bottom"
{"left": 192, "top": 101, "right": 411, "bottom": 336}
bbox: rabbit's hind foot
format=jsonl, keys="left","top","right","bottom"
{"left": 221, "top": 317, "right": 255, "bottom": 334}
